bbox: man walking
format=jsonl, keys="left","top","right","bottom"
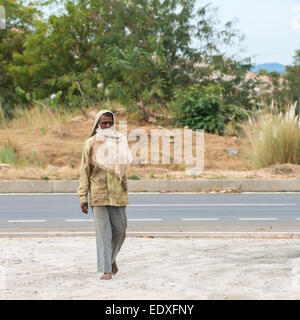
{"left": 78, "top": 109, "right": 132, "bottom": 280}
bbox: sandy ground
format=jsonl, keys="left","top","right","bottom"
{"left": 1, "top": 236, "right": 300, "bottom": 300}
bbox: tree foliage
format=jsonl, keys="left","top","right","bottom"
{"left": 0, "top": 0, "right": 259, "bottom": 131}
{"left": 7, "top": 1, "right": 255, "bottom": 115}
{"left": 0, "top": 0, "right": 39, "bottom": 116}
{"left": 285, "top": 50, "right": 300, "bottom": 108}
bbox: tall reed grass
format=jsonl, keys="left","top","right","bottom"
{"left": 248, "top": 102, "right": 300, "bottom": 168}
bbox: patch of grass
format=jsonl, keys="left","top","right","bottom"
{"left": 207, "top": 175, "right": 227, "bottom": 180}
{"left": 129, "top": 174, "right": 140, "bottom": 180}
{"left": 0, "top": 143, "right": 18, "bottom": 164}
{"left": 17, "top": 150, "right": 46, "bottom": 168}
{"left": 0, "top": 138, "right": 45, "bottom": 168}
{"left": 149, "top": 171, "right": 155, "bottom": 179}
{"left": 0, "top": 104, "right": 5, "bottom": 128}
{"left": 166, "top": 174, "right": 175, "bottom": 179}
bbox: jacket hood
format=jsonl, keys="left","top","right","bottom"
{"left": 90, "top": 109, "right": 115, "bottom": 137}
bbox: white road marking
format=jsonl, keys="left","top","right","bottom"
{"left": 4, "top": 217, "right": 299, "bottom": 223}
{"left": 238, "top": 218, "right": 278, "bottom": 221}
{"left": 65, "top": 219, "right": 94, "bottom": 222}
{"left": 1, "top": 192, "right": 300, "bottom": 195}
{"left": 7, "top": 219, "right": 46, "bottom": 223}
{"left": 181, "top": 218, "right": 220, "bottom": 221}
{"left": 129, "top": 204, "right": 296, "bottom": 206}
{"left": 5, "top": 218, "right": 163, "bottom": 223}
{"left": 128, "top": 219, "right": 163, "bottom": 221}
{"left": 0, "top": 193, "right": 78, "bottom": 196}
{"left": 129, "top": 231, "right": 295, "bottom": 234}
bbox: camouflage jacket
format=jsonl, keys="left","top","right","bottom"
{"left": 77, "top": 137, "right": 129, "bottom": 207}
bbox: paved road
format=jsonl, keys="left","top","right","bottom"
{"left": 0, "top": 193, "right": 300, "bottom": 235}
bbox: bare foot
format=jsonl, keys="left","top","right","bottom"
{"left": 112, "top": 261, "right": 118, "bottom": 275}
{"left": 100, "top": 273, "right": 112, "bottom": 280}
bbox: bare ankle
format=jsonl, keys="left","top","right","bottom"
{"left": 100, "top": 273, "right": 112, "bottom": 280}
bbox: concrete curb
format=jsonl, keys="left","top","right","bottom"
{"left": 0, "top": 179, "right": 300, "bottom": 193}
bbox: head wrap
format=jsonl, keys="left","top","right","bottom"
{"left": 90, "top": 109, "right": 115, "bottom": 137}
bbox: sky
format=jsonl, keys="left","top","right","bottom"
{"left": 195, "top": 0, "right": 300, "bottom": 66}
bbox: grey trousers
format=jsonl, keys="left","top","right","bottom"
{"left": 92, "top": 206, "right": 127, "bottom": 273}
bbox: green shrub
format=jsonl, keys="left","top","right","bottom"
{"left": 149, "top": 171, "right": 155, "bottom": 179}
{"left": 173, "top": 85, "right": 249, "bottom": 135}
{"left": 129, "top": 174, "right": 140, "bottom": 180}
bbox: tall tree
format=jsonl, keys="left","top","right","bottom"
{"left": 10, "top": 0, "right": 255, "bottom": 119}
{"left": 0, "top": 0, "right": 39, "bottom": 116}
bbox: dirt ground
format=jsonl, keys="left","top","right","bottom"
{"left": 1, "top": 235, "right": 300, "bottom": 300}
{"left": 1, "top": 108, "right": 300, "bottom": 180}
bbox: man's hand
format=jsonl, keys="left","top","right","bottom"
{"left": 81, "top": 202, "right": 88, "bottom": 214}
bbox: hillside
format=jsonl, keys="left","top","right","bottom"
{"left": 1, "top": 106, "right": 300, "bottom": 181}
{"left": 251, "top": 63, "right": 286, "bottom": 74}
